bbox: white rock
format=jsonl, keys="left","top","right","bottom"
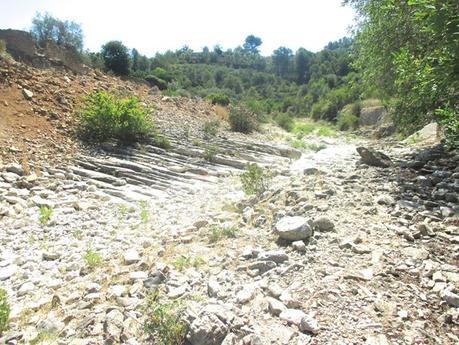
{"left": 266, "top": 297, "right": 287, "bottom": 316}
{"left": 0, "top": 265, "right": 18, "bottom": 280}
{"left": 299, "top": 315, "right": 319, "bottom": 334}
{"left": 279, "top": 308, "right": 306, "bottom": 325}
{"left": 22, "top": 88, "right": 33, "bottom": 100}
{"left": 17, "top": 282, "right": 35, "bottom": 296}
{"left": 275, "top": 216, "right": 313, "bottom": 241}
{"left": 124, "top": 249, "right": 140, "bottom": 265}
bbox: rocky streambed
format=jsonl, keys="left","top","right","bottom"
{"left": 0, "top": 136, "right": 458, "bottom": 344}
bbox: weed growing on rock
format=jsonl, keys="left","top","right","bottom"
{"left": 203, "top": 119, "right": 220, "bottom": 139}
{"left": 208, "top": 225, "right": 238, "bottom": 243}
{"left": 0, "top": 289, "right": 10, "bottom": 335}
{"left": 139, "top": 201, "right": 149, "bottom": 222}
{"left": 172, "top": 255, "right": 205, "bottom": 271}
{"left": 144, "top": 290, "right": 186, "bottom": 345}
{"left": 240, "top": 163, "right": 271, "bottom": 195}
{"left": 38, "top": 205, "right": 53, "bottom": 225}
{"left": 204, "top": 145, "right": 218, "bottom": 162}
{"left": 29, "top": 329, "right": 58, "bottom": 345}
{"left": 83, "top": 248, "right": 103, "bottom": 268}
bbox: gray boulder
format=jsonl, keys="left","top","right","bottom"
{"left": 274, "top": 216, "right": 313, "bottom": 241}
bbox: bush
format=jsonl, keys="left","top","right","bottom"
{"left": 206, "top": 92, "right": 230, "bottom": 106}
{"left": 240, "top": 163, "right": 270, "bottom": 195}
{"left": 0, "top": 289, "right": 10, "bottom": 335}
{"left": 228, "top": 106, "right": 258, "bottom": 133}
{"left": 275, "top": 113, "right": 294, "bottom": 132}
{"left": 436, "top": 104, "right": 458, "bottom": 150}
{"left": 144, "top": 290, "right": 186, "bottom": 345}
{"left": 203, "top": 119, "right": 220, "bottom": 138}
{"left": 77, "top": 91, "right": 153, "bottom": 143}
{"left": 145, "top": 75, "right": 168, "bottom": 90}
{"left": 151, "top": 67, "right": 173, "bottom": 82}
{"left": 337, "top": 112, "right": 359, "bottom": 131}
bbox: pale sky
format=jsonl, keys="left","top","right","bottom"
{"left": 0, "top": 0, "right": 355, "bottom": 56}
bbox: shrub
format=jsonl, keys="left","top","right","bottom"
{"left": 203, "top": 119, "right": 220, "bottom": 138}
{"left": 151, "top": 67, "right": 173, "bottom": 82}
{"left": 77, "top": 91, "right": 153, "bottom": 144}
{"left": 240, "top": 163, "right": 270, "bottom": 195}
{"left": 204, "top": 145, "right": 218, "bottom": 162}
{"left": 145, "top": 75, "right": 168, "bottom": 90}
{"left": 215, "top": 105, "right": 229, "bottom": 121}
{"left": 337, "top": 105, "right": 359, "bottom": 131}
{"left": 0, "top": 289, "right": 9, "bottom": 335}
{"left": 144, "top": 290, "right": 186, "bottom": 345}
{"left": 436, "top": 104, "right": 458, "bottom": 150}
{"left": 275, "top": 113, "right": 294, "bottom": 132}
{"left": 206, "top": 92, "right": 230, "bottom": 106}
{"left": 228, "top": 106, "right": 258, "bottom": 134}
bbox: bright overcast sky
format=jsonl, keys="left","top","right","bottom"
{"left": 0, "top": 0, "right": 355, "bottom": 56}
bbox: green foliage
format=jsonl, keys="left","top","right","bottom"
{"left": 139, "top": 201, "right": 149, "bottom": 222}
{"left": 83, "top": 248, "right": 103, "bottom": 268}
{"left": 77, "top": 91, "right": 153, "bottom": 144}
{"left": 0, "top": 289, "right": 9, "bottom": 335}
{"left": 145, "top": 75, "right": 168, "bottom": 90}
{"left": 275, "top": 113, "right": 294, "bottom": 132}
{"left": 240, "top": 163, "right": 270, "bottom": 195}
{"left": 144, "top": 290, "right": 186, "bottom": 345}
{"left": 38, "top": 205, "right": 53, "bottom": 225}
{"left": 171, "top": 255, "right": 205, "bottom": 271}
{"left": 228, "top": 106, "right": 258, "bottom": 133}
{"left": 292, "top": 121, "right": 338, "bottom": 138}
{"left": 243, "top": 35, "right": 262, "bottom": 54}
{"left": 152, "top": 135, "right": 171, "bottom": 150}
{"left": 30, "top": 12, "right": 83, "bottom": 51}
{"left": 206, "top": 93, "right": 230, "bottom": 106}
{"left": 204, "top": 145, "right": 218, "bottom": 162}
{"left": 346, "top": 0, "right": 458, "bottom": 134}
{"left": 289, "top": 139, "right": 327, "bottom": 152}
{"left": 101, "top": 40, "right": 130, "bottom": 76}
{"left": 336, "top": 102, "right": 361, "bottom": 131}
{"left": 151, "top": 67, "right": 173, "bottom": 82}
{"left": 208, "top": 225, "right": 238, "bottom": 243}
{"left": 436, "top": 105, "right": 459, "bottom": 150}
{"left": 203, "top": 119, "right": 220, "bottom": 138}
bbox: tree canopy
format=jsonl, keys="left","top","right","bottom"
{"left": 30, "top": 12, "right": 83, "bottom": 52}
{"left": 346, "top": 0, "right": 458, "bottom": 144}
{"left": 101, "top": 41, "right": 130, "bottom": 76}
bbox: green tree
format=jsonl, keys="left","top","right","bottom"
{"left": 131, "top": 48, "right": 139, "bottom": 71}
{"left": 30, "top": 12, "right": 83, "bottom": 51}
{"left": 243, "top": 35, "right": 262, "bottom": 54}
{"left": 272, "top": 47, "right": 293, "bottom": 78}
{"left": 101, "top": 41, "right": 130, "bottom": 76}
{"left": 294, "top": 48, "right": 313, "bottom": 84}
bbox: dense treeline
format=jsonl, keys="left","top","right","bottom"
{"left": 346, "top": 0, "right": 458, "bottom": 147}
{"left": 28, "top": 6, "right": 458, "bottom": 146}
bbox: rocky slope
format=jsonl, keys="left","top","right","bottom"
{"left": 0, "top": 54, "right": 458, "bottom": 345}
